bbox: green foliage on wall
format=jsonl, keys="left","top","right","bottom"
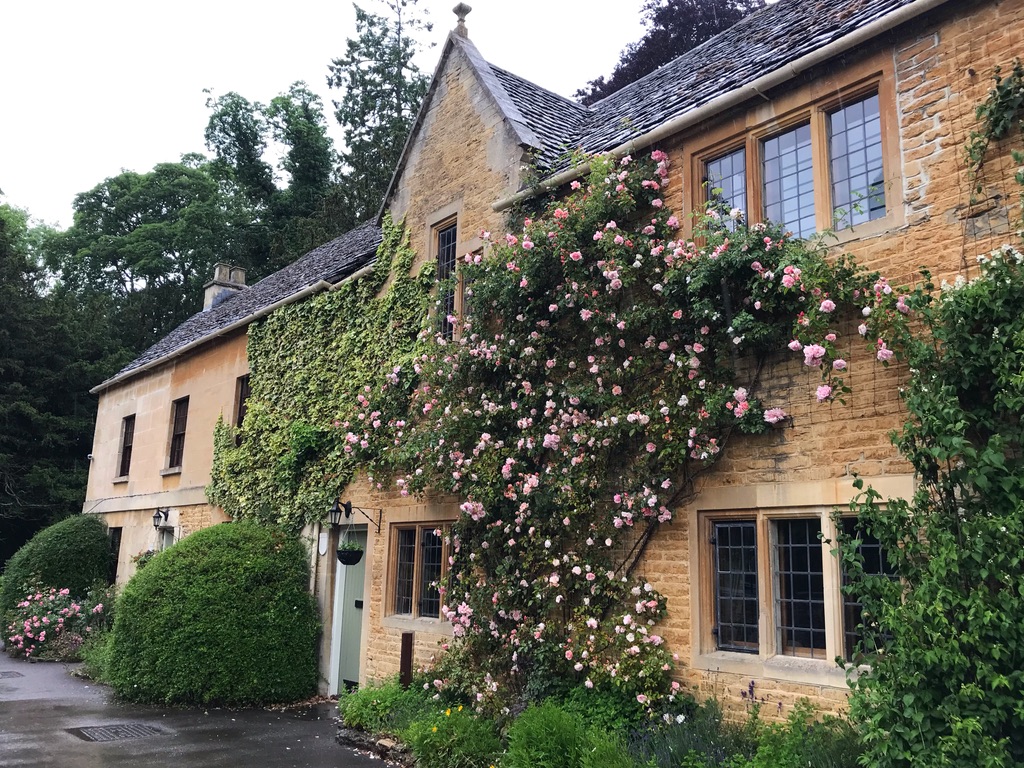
{"left": 210, "top": 150, "right": 912, "bottom": 711}
{"left": 966, "top": 58, "right": 1024, "bottom": 198}
{"left": 107, "top": 521, "right": 319, "bottom": 706}
{"left": 207, "top": 214, "right": 434, "bottom": 530}
{"left": 328, "top": 153, "right": 908, "bottom": 709}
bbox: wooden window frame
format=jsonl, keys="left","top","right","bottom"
{"left": 698, "top": 507, "right": 850, "bottom": 664}
{"left": 684, "top": 51, "right": 901, "bottom": 242}
{"left": 167, "top": 396, "right": 189, "bottom": 470}
{"left": 434, "top": 218, "right": 461, "bottom": 341}
{"left": 234, "top": 374, "right": 251, "bottom": 430}
{"left": 116, "top": 414, "right": 135, "bottom": 479}
{"left": 387, "top": 523, "right": 451, "bottom": 620}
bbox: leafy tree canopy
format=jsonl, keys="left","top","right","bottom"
{"left": 43, "top": 162, "right": 236, "bottom": 353}
{"left": 205, "top": 82, "right": 348, "bottom": 274}
{"left": 575, "top": 0, "right": 765, "bottom": 105}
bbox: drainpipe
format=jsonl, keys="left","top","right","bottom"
{"left": 492, "top": 0, "right": 952, "bottom": 212}
{"left": 329, "top": 261, "right": 377, "bottom": 289}
{"left": 309, "top": 521, "right": 321, "bottom": 595}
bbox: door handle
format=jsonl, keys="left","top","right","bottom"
{"left": 354, "top": 600, "right": 363, "bottom": 609}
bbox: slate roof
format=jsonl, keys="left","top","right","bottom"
{"left": 486, "top": 0, "right": 936, "bottom": 175}
{"left": 94, "top": 221, "right": 382, "bottom": 392}
{"left": 488, "top": 65, "right": 591, "bottom": 169}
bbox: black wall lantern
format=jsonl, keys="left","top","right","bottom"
{"left": 327, "top": 497, "right": 382, "bottom": 566}
{"left": 327, "top": 498, "right": 351, "bottom": 529}
{"left": 152, "top": 508, "right": 169, "bottom": 529}
{"left": 326, "top": 498, "right": 382, "bottom": 534}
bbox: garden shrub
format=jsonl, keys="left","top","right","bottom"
{"left": 338, "top": 676, "right": 432, "bottom": 735}
{"left": 843, "top": 245, "right": 1024, "bottom": 766}
{"left": 5, "top": 582, "right": 112, "bottom": 660}
{"left": 403, "top": 704, "right": 502, "bottom": 768}
{"left": 107, "top": 522, "right": 319, "bottom": 706}
{"left": 583, "top": 728, "right": 642, "bottom": 768}
{"left": 0, "top": 514, "right": 112, "bottom": 619}
{"left": 741, "top": 701, "right": 860, "bottom": 768}
{"left": 632, "top": 698, "right": 756, "bottom": 767}
{"left": 504, "top": 700, "right": 631, "bottom": 768}
{"left": 79, "top": 629, "right": 114, "bottom": 681}
{"left": 557, "top": 683, "right": 651, "bottom": 735}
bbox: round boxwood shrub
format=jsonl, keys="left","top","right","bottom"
{"left": 107, "top": 522, "right": 319, "bottom": 706}
{"left": 1, "top": 514, "right": 111, "bottom": 618}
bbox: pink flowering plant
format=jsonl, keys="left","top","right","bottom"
{"left": 340, "top": 152, "right": 910, "bottom": 708}
{"left": 5, "top": 581, "right": 113, "bottom": 660}
{"left": 212, "top": 151, "right": 912, "bottom": 711}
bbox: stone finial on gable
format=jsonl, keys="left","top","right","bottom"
{"left": 453, "top": 3, "right": 471, "bottom": 37}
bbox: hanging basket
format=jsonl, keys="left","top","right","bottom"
{"left": 337, "top": 547, "right": 364, "bottom": 566}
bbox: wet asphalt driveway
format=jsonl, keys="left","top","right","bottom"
{"left": 0, "top": 651, "right": 383, "bottom": 767}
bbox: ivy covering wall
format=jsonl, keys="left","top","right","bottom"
{"left": 207, "top": 214, "right": 435, "bottom": 529}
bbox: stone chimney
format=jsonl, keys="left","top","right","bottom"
{"left": 203, "top": 263, "right": 247, "bottom": 311}
{"left": 453, "top": 3, "right": 471, "bottom": 38}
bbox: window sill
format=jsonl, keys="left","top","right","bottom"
{"left": 382, "top": 614, "right": 454, "bottom": 636}
{"left": 824, "top": 213, "right": 901, "bottom": 246}
{"left": 694, "top": 649, "right": 848, "bottom": 689}
{"left": 160, "top": 467, "right": 182, "bottom": 477}
{"left": 112, "top": 476, "right": 129, "bottom": 485}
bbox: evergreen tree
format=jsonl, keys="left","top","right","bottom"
{"left": 0, "top": 204, "right": 122, "bottom": 564}
{"left": 327, "top": 0, "right": 432, "bottom": 224}
{"left": 205, "top": 83, "right": 344, "bottom": 274}
{"left": 576, "top": 0, "right": 765, "bottom": 105}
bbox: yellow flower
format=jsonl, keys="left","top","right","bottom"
{"left": 445, "top": 708, "right": 451, "bottom": 716}
{"left": 431, "top": 726, "right": 437, "bottom": 732}
{"left": 457, "top": 705, "right": 463, "bottom": 712}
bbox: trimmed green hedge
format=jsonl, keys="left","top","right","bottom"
{"left": 1, "top": 514, "right": 111, "bottom": 618}
{"left": 107, "top": 522, "right": 319, "bottom": 706}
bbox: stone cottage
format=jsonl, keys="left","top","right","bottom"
{"left": 83, "top": 0, "right": 1024, "bottom": 707}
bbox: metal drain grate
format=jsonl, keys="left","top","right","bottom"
{"left": 67, "top": 723, "right": 166, "bottom": 742}
{"left": 0, "top": 671, "right": 24, "bottom": 679}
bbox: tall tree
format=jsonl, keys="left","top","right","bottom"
{"left": 44, "top": 163, "right": 235, "bottom": 353}
{"left": 205, "top": 83, "right": 343, "bottom": 274}
{"left": 204, "top": 90, "right": 277, "bottom": 207}
{"left": 327, "top": 0, "right": 432, "bottom": 223}
{"left": 575, "top": 0, "right": 765, "bottom": 105}
{"left": 266, "top": 83, "right": 334, "bottom": 218}
{"left": 0, "top": 204, "right": 122, "bottom": 564}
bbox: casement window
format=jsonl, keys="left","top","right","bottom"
{"left": 705, "top": 508, "right": 887, "bottom": 663}
{"left": 117, "top": 415, "right": 136, "bottom": 478}
{"left": 167, "top": 396, "right": 189, "bottom": 470}
{"left": 235, "top": 375, "right": 251, "bottom": 429}
{"left": 435, "top": 220, "right": 459, "bottom": 340}
{"left": 828, "top": 93, "right": 886, "bottom": 228}
{"left": 108, "top": 527, "right": 123, "bottom": 583}
{"left": 839, "top": 517, "right": 894, "bottom": 660}
{"left": 692, "top": 66, "right": 897, "bottom": 239}
{"left": 705, "top": 148, "right": 747, "bottom": 231}
{"left": 762, "top": 123, "right": 816, "bottom": 238}
{"left": 233, "top": 375, "right": 251, "bottom": 446}
{"left": 390, "top": 524, "right": 449, "bottom": 619}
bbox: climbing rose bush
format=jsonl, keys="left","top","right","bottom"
{"left": 338, "top": 152, "right": 907, "bottom": 709}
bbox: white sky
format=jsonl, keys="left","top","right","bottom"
{"left": 0, "top": 0, "right": 645, "bottom": 229}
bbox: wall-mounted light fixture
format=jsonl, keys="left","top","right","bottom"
{"left": 152, "top": 508, "right": 170, "bottom": 529}
{"left": 327, "top": 498, "right": 381, "bottom": 534}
